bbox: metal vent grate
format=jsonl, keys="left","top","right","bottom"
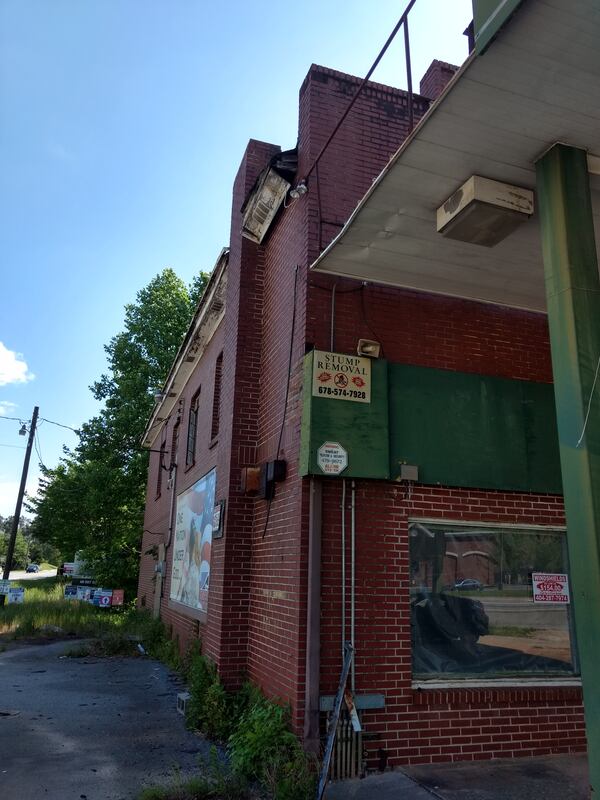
{"left": 328, "top": 711, "right": 363, "bottom": 780}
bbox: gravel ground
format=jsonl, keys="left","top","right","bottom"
{"left": 0, "top": 639, "right": 211, "bottom": 800}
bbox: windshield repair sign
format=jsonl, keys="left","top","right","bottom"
{"left": 317, "top": 442, "right": 348, "bottom": 475}
{"left": 532, "top": 572, "right": 570, "bottom": 604}
{"left": 312, "top": 350, "right": 371, "bottom": 403}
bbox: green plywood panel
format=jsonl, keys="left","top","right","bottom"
{"left": 299, "top": 352, "right": 389, "bottom": 479}
{"left": 473, "top": 0, "right": 525, "bottom": 53}
{"left": 388, "top": 364, "right": 562, "bottom": 493}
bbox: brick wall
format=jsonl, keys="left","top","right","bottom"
{"left": 138, "top": 61, "right": 585, "bottom": 766}
{"left": 138, "top": 321, "right": 225, "bottom": 646}
{"left": 241, "top": 66, "right": 435, "bottom": 730}
{"left": 319, "top": 480, "right": 585, "bottom": 766}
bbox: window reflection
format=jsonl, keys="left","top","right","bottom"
{"left": 409, "top": 522, "right": 576, "bottom": 678}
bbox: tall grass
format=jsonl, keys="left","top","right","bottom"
{"left": 0, "top": 577, "right": 180, "bottom": 667}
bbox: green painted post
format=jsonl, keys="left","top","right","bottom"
{"left": 537, "top": 143, "right": 600, "bottom": 789}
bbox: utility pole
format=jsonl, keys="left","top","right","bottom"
{"left": 1, "top": 406, "right": 39, "bottom": 606}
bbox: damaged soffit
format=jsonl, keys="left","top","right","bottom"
{"left": 241, "top": 148, "right": 298, "bottom": 244}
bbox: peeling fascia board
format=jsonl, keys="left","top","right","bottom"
{"left": 142, "top": 249, "right": 229, "bottom": 449}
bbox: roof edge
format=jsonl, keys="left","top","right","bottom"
{"left": 141, "top": 248, "right": 229, "bottom": 448}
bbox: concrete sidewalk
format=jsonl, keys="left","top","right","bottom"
{"left": 324, "top": 753, "right": 589, "bottom": 800}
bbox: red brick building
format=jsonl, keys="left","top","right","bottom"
{"left": 138, "top": 61, "right": 585, "bottom": 768}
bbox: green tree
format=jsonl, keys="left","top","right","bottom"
{"left": 0, "top": 531, "right": 29, "bottom": 569}
{"left": 0, "top": 517, "right": 31, "bottom": 570}
{"left": 28, "top": 268, "right": 210, "bottom": 593}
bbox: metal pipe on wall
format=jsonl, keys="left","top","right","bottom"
{"left": 330, "top": 283, "right": 337, "bottom": 352}
{"left": 154, "top": 462, "right": 177, "bottom": 619}
{"left": 304, "top": 477, "right": 323, "bottom": 753}
{"left": 351, "top": 480, "right": 356, "bottom": 692}
{"left": 341, "top": 478, "right": 346, "bottom": 661}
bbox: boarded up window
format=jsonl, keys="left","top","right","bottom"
{"left": 186, "top": 390, "right": 200, "bottom": 466}
{"left": 211, "top": 353, "right": 223, "bottom": 441}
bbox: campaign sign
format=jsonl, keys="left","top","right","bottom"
{"left": 111, "top": 589, "right": 125, "bottom": 607}
{"left": 7, "top": 587, "right": 25, "bottom": 604}
{"left": 0, "top": 580, "right": 10, "bottom": 595}
{"left": 94, "top": 589, "right": 113, "bottom": 608}
{"left": 76, "top": 586, "right": 93, "bottom": 602}
{"left": 532, "top": 572, "right": 570, "bottom": 604}
{"left": 64, "top": 585, "right": 78, "bottom": 599}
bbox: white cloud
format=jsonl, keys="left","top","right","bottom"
{"left": 0, "top": 342, "right": 34, "bottom": 386}
{"left": 0, "top": 401, "right": 17, "bottom": 416}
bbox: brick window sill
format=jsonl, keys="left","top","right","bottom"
{"left": 411, "top": 678, "right": 582, "bottom": 706}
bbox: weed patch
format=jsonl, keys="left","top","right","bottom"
{"left": 138, "top": 749, "right": 250, "bottom": 800}
{"left": 185, "top": 652, "right": 316, "bottom": 800}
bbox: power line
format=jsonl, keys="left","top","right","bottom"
{"left": 34, "top": 430, "right": 46, "bottom": 470}
{"left": 0, "top": 414, "right": 78, "bottom": 433}
{"left": 40, "top": 417, "right": 79, "bottom": 433}
{"left": 0, "top": 443, "right": 26, "bottom": 449}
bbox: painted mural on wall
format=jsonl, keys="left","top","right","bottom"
{"left": 170, "top": 469, "right": 216, "bottom": 613}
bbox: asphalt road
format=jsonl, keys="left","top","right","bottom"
{"left": 7, "top": 568, "right": 58, "bottom": 581}
{"left": 0, "top": 640, "right": 211, "bottom": 800}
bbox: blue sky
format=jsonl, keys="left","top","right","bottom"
{"left": 0, "top": 0, "right": 472, "bottom": 516}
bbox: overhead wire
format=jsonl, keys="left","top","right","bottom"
{"left": 34, "top": 429, "right": 46, "bottom": 470}
{"left": 262, "top": 264, "right": 300, "bottom": 538}
{"left": 360, "top": 284, "right": 386, "bottom": 358}
{"left": 40, "top": 417, "right": 79, "bottom": 433}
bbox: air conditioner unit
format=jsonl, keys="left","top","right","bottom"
{"left": 437, "top": 175, "right": 533, "bottom": 247}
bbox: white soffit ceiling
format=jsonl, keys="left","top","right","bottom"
{"left": 311, "top": 0, "right": 600, "bottom": 312}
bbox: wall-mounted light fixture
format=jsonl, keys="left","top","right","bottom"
{"left": 357, "top": 339, "right": 381, "bottom": 358}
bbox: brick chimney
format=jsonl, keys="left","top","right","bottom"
{"left": 419, "top": 59, "right": 459, "bottom": 101}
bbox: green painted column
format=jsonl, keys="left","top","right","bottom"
{"left": 537, "top": 143, "right": 600, "bottom": 788}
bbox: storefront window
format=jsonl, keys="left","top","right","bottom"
{"left": 409, "top": 521, "right": 577, "bottom": 679}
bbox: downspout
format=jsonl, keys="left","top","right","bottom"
{"left": 330, "top": 283, "right": 337, "bottom": 352}
{"left": 165, "top": 462, "right": 178, "bottom": 550}
{"left": 351, "top": 480, "right": 356, "bottom": 692}
{"left": 154, "top": 458, "right": 177, "bottom": 619}
{"left": 304, "top": 477, "right": 322, "bottom": 754}
{"left": 341, "top": 479, "right": 346, "bottom": 661}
